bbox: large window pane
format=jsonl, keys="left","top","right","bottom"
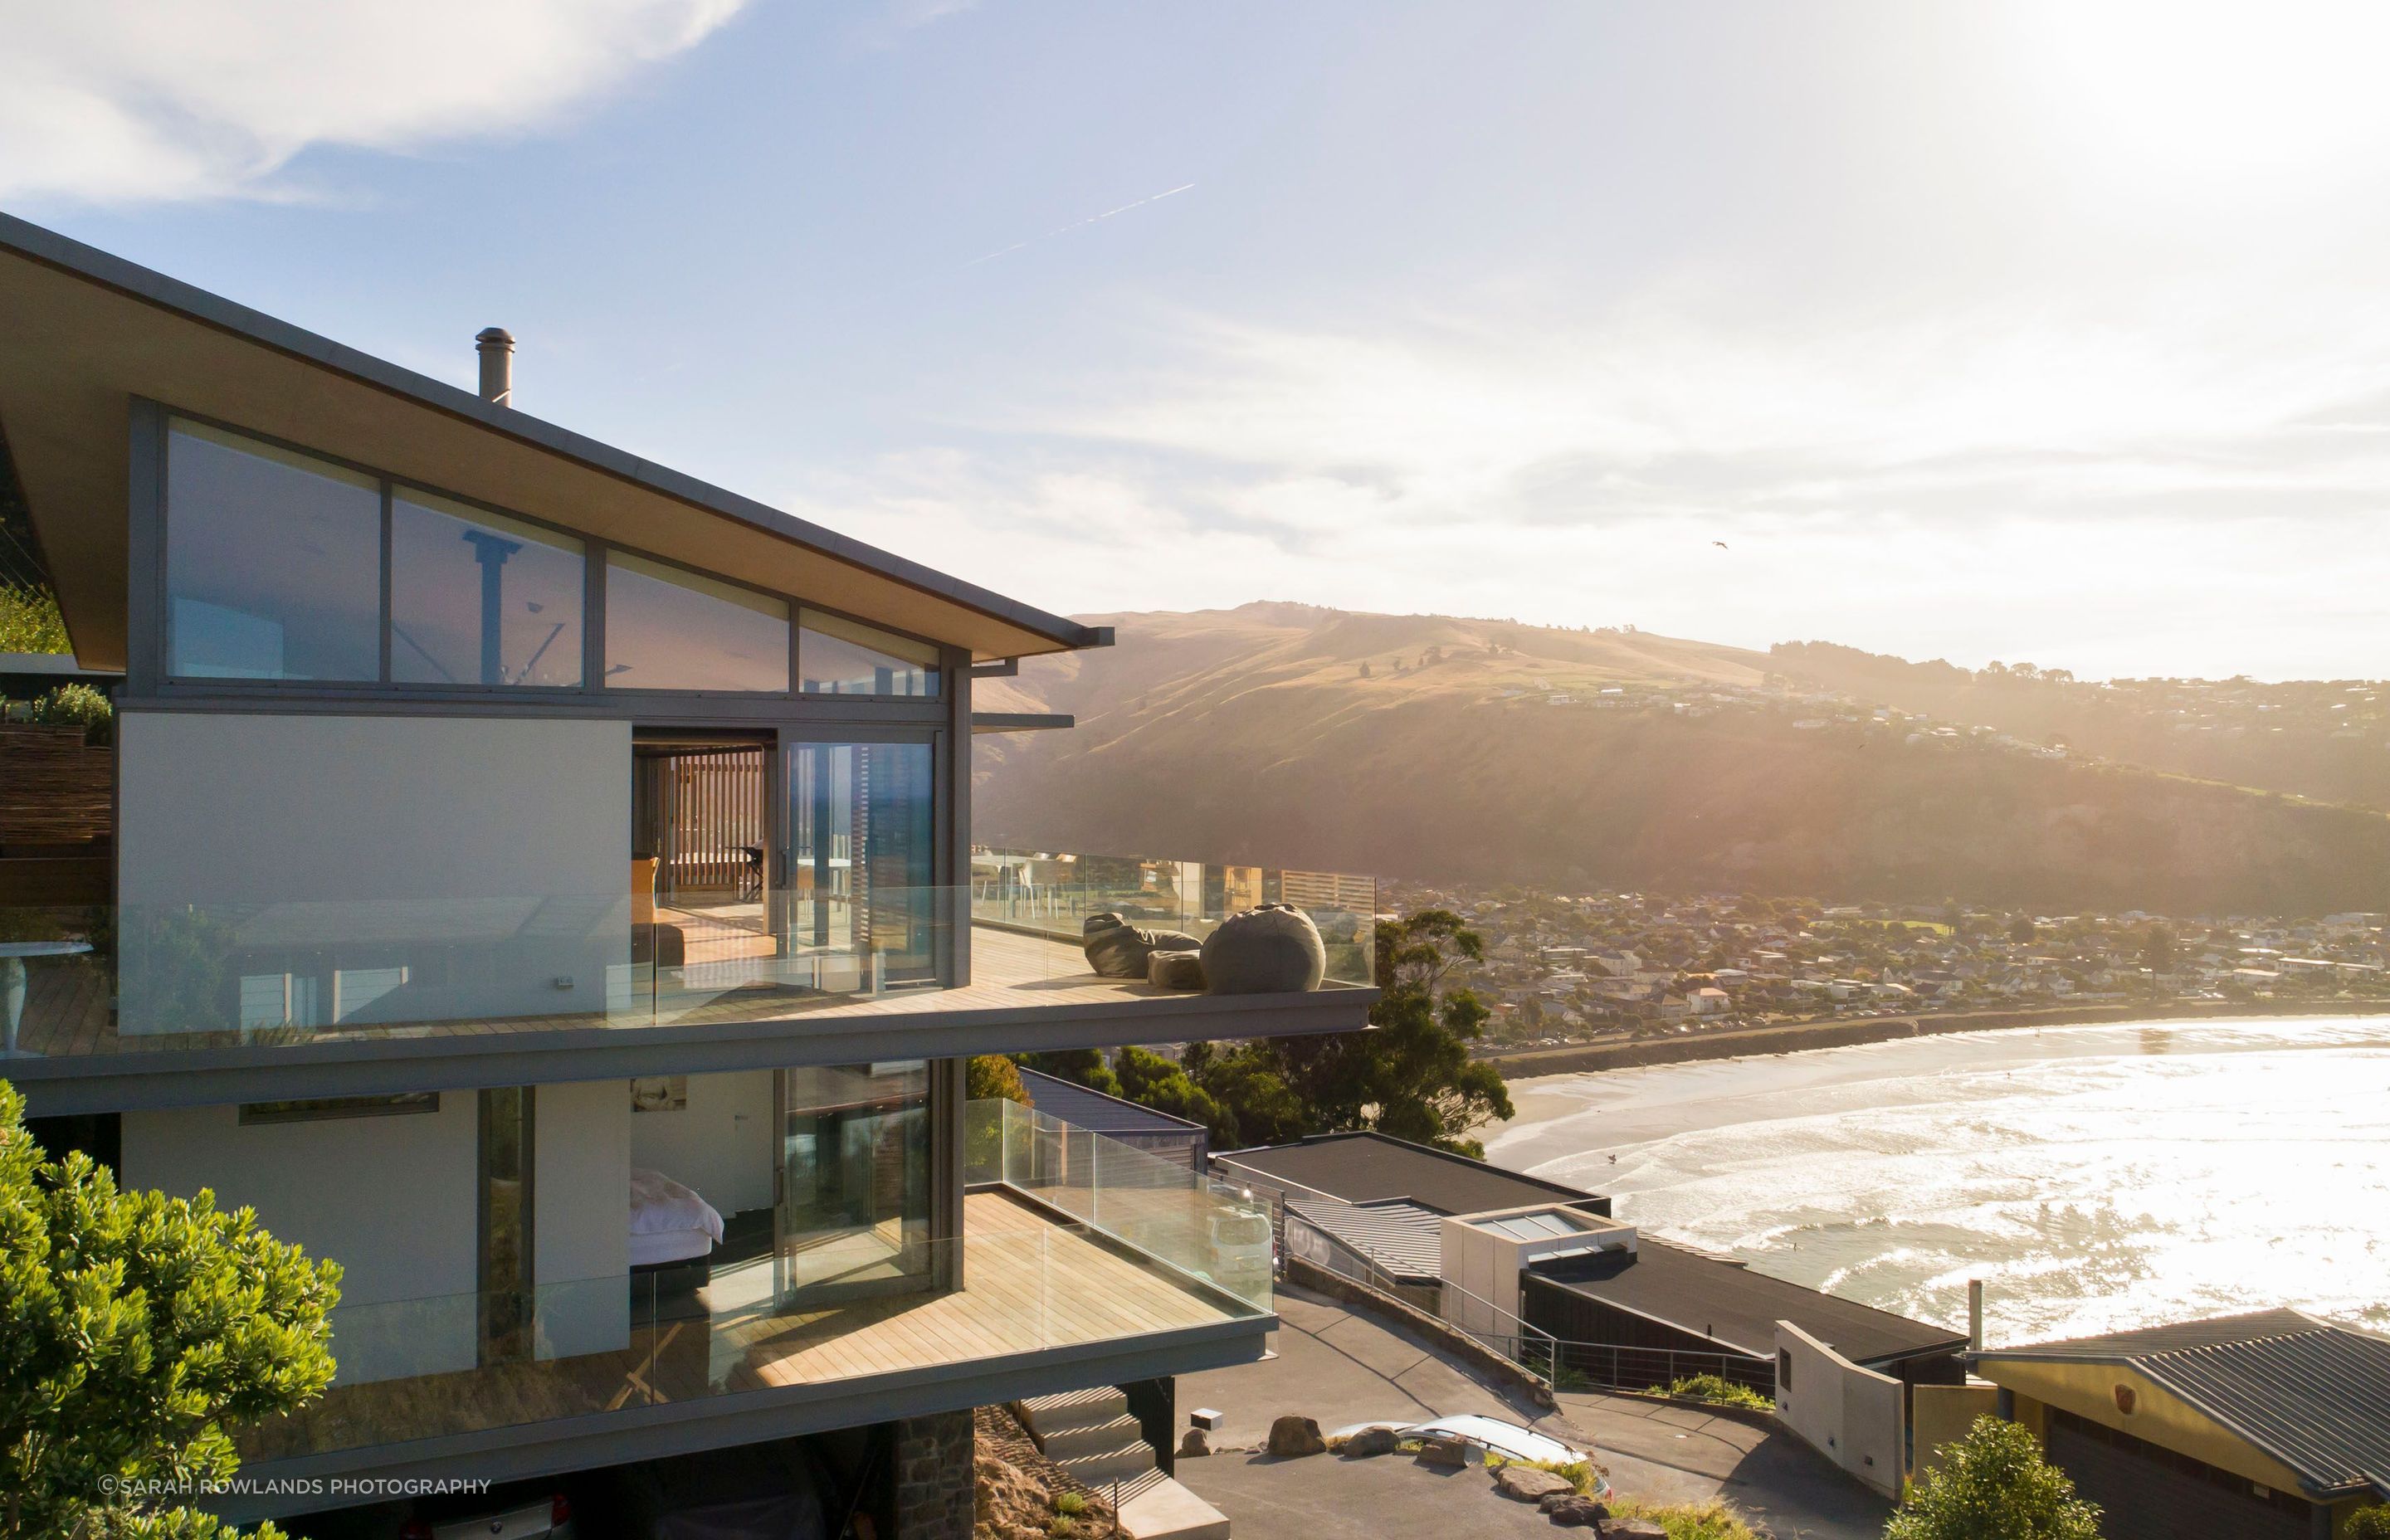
{"left": 392, "top": 490, "right": 585, "bottom": 687}
{"left": 787, "top": 740, "right": 937, "bottom": 982}
{"left": 777, "top": 1062, "right": 931, "bottom": 1300}
{"left": 167, "top": 420, "right": 381, "bottom": 680}
{"left": 798, "top": 611, "right": 941, "bottom": 697}
{"left": 604, "top": 552, "right": 790, "bottom": 692}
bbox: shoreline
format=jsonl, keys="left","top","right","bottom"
{"left": 1482, "top": 996, "right": 2380, "bottom": 1085}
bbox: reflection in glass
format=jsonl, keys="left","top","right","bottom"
{"left": 166, "top": 420, "right": 381, "bottom": 680}
{"left": 776, "top": 1062, "right": 930, "bottom": 1300}
{"left": 479, "top": 1087, "right": 534, "bottom": 1365}
{"left": 786, "top": 740, "right": 937, "bottom": 985}
{"left": 798, "top": 611, "right": 941, "bottom": 696}
{"left": 392, "top": 491, "right": 584, "bottom": 687}
{"left": 603, "top": 552, "right": 789, "bottom": 692}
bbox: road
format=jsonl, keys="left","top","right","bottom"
{"left": 1172, "top": 1286, "right": 1891, "bottom": 1540}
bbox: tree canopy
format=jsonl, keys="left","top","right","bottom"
{"left": 1, "top": 1080, "right": 342, "bottom": 1539}
{"left": 1885, "top": 1417, "right": 2103, "bottom": 1540}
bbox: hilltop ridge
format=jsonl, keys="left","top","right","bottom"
{"left": 975, "top": 604, "right": 2390, "bottom": 915}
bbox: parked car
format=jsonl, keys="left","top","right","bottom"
{"left": 1323, "top": 1414, "right": 1610, "bottom": 1494}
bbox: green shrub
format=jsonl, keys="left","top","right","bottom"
{"left": 1648, "top": 1373, "right": 1774, "bottom": 1412}
{"left": 2346, "top": 1507, "right": 2390, "bottom": 1540}
{"left": 1051, "top": 1491, "right": 1087, "bottom": 1518}
{"left": 0, "top": 583, "right": 69, "bottom": 654}
{"left": 26, "top": 680, "right": 113, "bottom": 743}
{"left": 1886, "top": 1417, "right": 2102, "bottom": 1540}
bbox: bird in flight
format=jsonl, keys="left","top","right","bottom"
{"left": 1712, "top": 540, "right": 1729, "bottom": 549}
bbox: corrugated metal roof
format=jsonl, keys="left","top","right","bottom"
{"left": 1285, "top": 1196, "right": 1445, "bottom": 1282}
{"left": 1213, "top": 1131, "right": 1607, "bottom": 1216}
{"left": 1016, "top": 1068, "right": 1208, "bottom": 1138}
{"left": 1974, "top": 1311, "right": 2390, "bottom": 1498}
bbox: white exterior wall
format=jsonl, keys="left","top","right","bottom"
{"left": 115, "top": 712, "right": 632, "bottom": 1034}
{"left": 1775, "top": 1320, "right": 1906, "bottom": 1499}
{"left": 534, "top": 1078, "right": 632, "bottom": 1362}
{"left": 627, "top": 1068, "right": 775, "bottom": 1219}
{"left": 121, "top": 1097, "right": 480, "bottom": 1385}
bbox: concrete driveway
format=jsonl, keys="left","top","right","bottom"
{"left": 1172, "top": 1286, "right": 1891, "bottom": 1540}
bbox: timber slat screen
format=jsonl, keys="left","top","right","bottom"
{"left": 0, "top": 725, "right": 112, "bottom": 849}
{"left": 635, "top": 746, "right": 763, "bottom": 899}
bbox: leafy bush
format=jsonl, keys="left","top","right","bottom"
{"left": 0, "top": 583, "right": 69, "bottom": 654}
{"left": 0, "top": 1079, "right": 343, "bottom": 1538}
{"left": 1050, "top": 1491, "right": 1087, "bottom": 1518}
{"left": 1887, "top": 1417, "right": 2102, "bottom": 1540}
{"left": 1647, "top": 1373, "right": 1774, "bottom": 1412}
{"left": 2346, "top": 1507, "right": 2390, "bottom": 1540}
{"left": 26, "top": 681, "right": 112, "bottom": 743}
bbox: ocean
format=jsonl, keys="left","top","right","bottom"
{"left": 1483, "top": 1015, "right": 2390, "bottom": 1345}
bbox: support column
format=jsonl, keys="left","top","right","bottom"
{"left": 893, "top": 1409, "right": 976, "bottom": 1540}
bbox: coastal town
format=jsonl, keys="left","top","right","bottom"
{"left": 1388, "top": 880, "right": 2390, "bottom": 1049}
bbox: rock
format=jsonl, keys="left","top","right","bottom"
{"left": 1596, "top": 1521, "right": 1666, "bottom": 1539}
{"left": 1083, "top": 914, "right": 1203, "bottom": 979}
{"left": 1266, "top": 1415, "right": 1327, "bottom": 1458}
{"left": 1178, "top": 1428, "right": 1211, "bottom": 1459}
{"left": 1415, "top": 1436, "right": 1473, "bottom": 1467}
{"left": 1199, "top": 904, "right": 1327, "bottom": 994}
{"left": 1542, "top": 1496, "right": 1607, "bottom": 1527}
{"left": 1342, "top": 1425, "right": 1402, "bottom": 1458}
{"left": 1494, "top": 1466, "right": 1578, "bottom": 1503}
{"left": 1147, "top": 948, "right": 1207, "bottom": 991}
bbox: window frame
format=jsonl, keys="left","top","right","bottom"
{"left": 136, "top": 402, "right": 955, "bottom": 713}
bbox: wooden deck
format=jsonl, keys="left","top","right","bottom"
{"left": 235, "top": 1189, "right": 1256, "bottom": 1462}
{"left": 5, "top": 923, "right": 1255, "bottom": 1059}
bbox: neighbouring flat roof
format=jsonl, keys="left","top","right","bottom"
{"left": 1971, "top": 1310, "right": 2390, "bottom": 1499}
{"left": 1212, "top": 1130, "right": 1607, "bottom": 1217}
{"left": 0, "top": 213, "right": 1109, "bottom": 669}
{"left": 1530, "top": 1240, "right": 1969, "bottom": 1367}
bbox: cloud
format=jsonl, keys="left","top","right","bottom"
{"left": 0, "top": 0, "right": 748, "bottom": 203}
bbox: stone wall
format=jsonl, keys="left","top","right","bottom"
{"left": 895, "top": 1409, "right": 976, "bottom": 1540}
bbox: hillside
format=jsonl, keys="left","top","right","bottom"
{"left": 975, "top": 604, "right": 2390, "bottom": 916}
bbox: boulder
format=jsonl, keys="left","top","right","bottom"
{"left": 1199, "top": 904, "right": 1327, "bottom": 994}
{"left": 1541, "top": 1496, "right": 1607, "bottom": 1527}
{"left": 1266, "top": 1415, "right": 1327, "bottom": 1459}
{"left": 1596, "top": 1521, "right": 1666, "bottom": 1539}
{"left": 1178, "top": 1428, "right": 1211, "bottom": 1459}
{"left": 1341, "top": 1425, "right": 1402, "bottom": 1458}
{"left": 1083, "top": 914, "right": 1203, "bottom": 980}
{"left": 1415, "top": 1436, "right": 1473, "bottom": 1468}
{"left": 1147, "top": 948, "right": 1207, "bottom": 991}
{"left": 1494, "top": 1466, "right": 1578, "bottom": 1503}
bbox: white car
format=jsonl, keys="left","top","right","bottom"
{"left": 1324, "top": 1414, "right": 1610, "bottom": 1494}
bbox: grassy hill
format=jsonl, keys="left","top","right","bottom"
{"left": 976, "top": 604, "right": 2390, "bottom": 915}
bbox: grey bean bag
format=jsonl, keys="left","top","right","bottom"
{"left": 1199, "top": 903, "right": 1326, "bottom": 993}
{"left": 1083, "top": 912, "right": 1203, "bottom": 979}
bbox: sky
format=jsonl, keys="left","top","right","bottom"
{"left": 6, "top": 0, "right": 2390, "bottom": 680}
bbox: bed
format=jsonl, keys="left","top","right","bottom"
{"left": 631, "top": 1166, "right": 727, "bottom": 1269}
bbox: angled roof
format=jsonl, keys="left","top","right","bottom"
{"left": 1017, "top": 1067, "right": 1206, "bottom": 1141}
{"left": 1285, "top": 1195, "right": 1444, "bottom": 1282}
{"left": 0, "top": 213, "right": 1109, "bottom": 669}
{"left": 1972, "top": 1311, "right": 2390, "bottom": 1499}
{"left": 1212, "top": 1131, "right": 1609, "bottom": 1217}
{"left": 1530, "top": 1240, "right": 1969, "bottom": 1367}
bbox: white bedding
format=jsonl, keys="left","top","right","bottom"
{"left": 630, "top": 1167, "right": 725, "bottom": 1267}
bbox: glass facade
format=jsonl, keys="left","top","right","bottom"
{"left": 391, "top": 490, "right": 585, "bottom": 688}
{"left": 798, "top": 610, "right": 941, "bottom": 697}
{"left": 786, "top": 739, "right": 938, "bottom": 983}
{"left": 165, "top": 420, "right": 381, "bottom": 680}
{"left": 604, "top": 551, "right": 792, "bottom": 693}
{"left": 776, "top": 1062, "right": 932, "bottom": 1299}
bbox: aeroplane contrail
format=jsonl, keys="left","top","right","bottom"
{"left": 963, "top": 182, "right": 1197, "bottom": 268}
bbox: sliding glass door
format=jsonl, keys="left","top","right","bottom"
{"left": 782, "top": 738, "right": 937, "bottom": 987}
{"left": 773, "top": 1062, "right": 932, "bottom": 1304}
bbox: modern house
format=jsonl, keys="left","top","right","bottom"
{"left": 1968, "top": 1310, "right": 2390, "bottom": 1540}
{"left": 0, "top": 213, "right": 1377, "bottom": 1535}
{"left": 1213, "top": 1132, "right": 1964, "bottom": 1397}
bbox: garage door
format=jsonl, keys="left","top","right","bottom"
{"left": 2047, "top": 1418, "right": 2308, "bottom": 1540}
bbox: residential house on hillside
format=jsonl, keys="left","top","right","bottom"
{"left": 0, "top": 215, "right": 1377, "bottom": 1537}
